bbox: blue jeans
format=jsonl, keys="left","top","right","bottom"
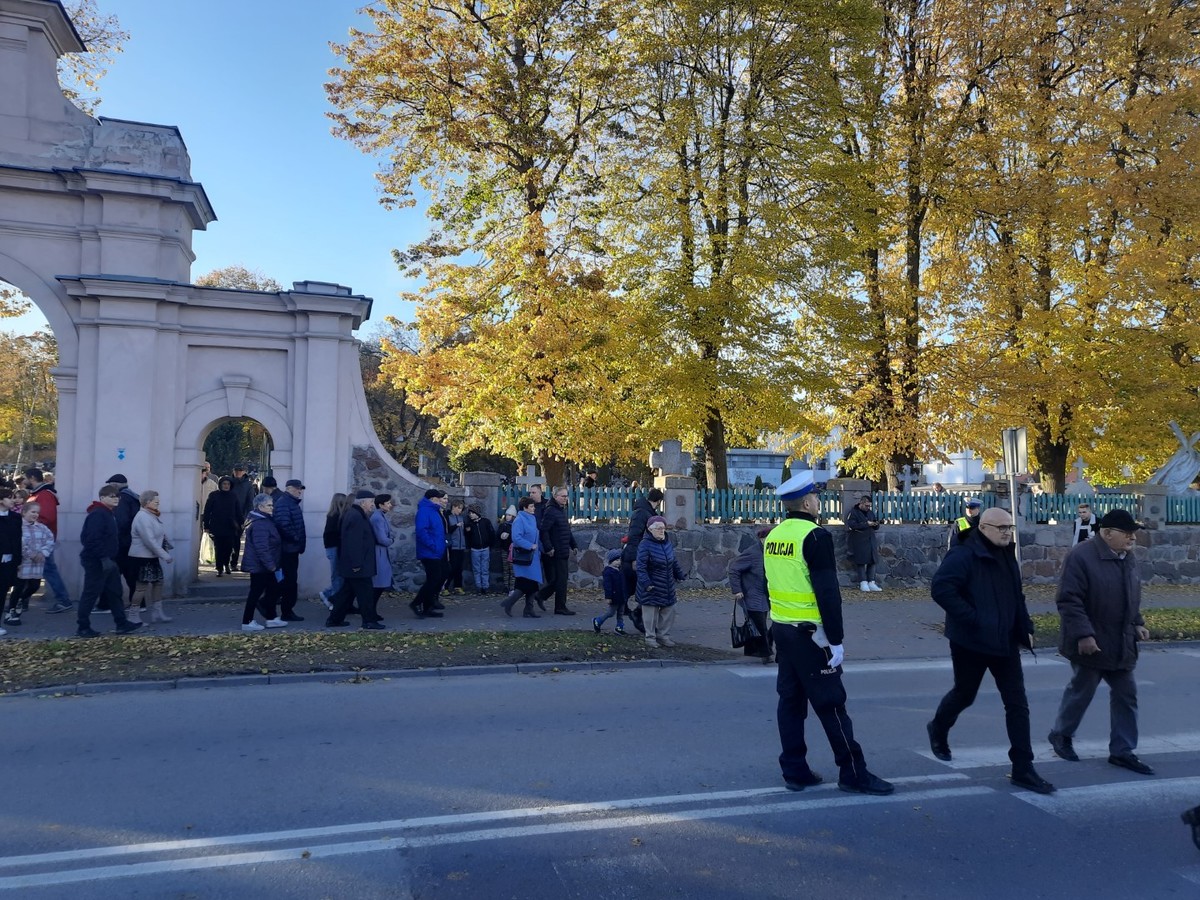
{"left": 470, "top": 548, "right": 490, "bottom": 590}
{"left": 322, "top": 548, "right": 343, "bottom": 600}
{"left": 42, "top": 550, "right": 71, "bottom": 604}
{"left": 595, "top": 603, "right": 624, "bottom": 627}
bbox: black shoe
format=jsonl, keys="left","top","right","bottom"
{"left": 926, "top": 721, "right": 951, "bottom": 761}
{"left": 1184, "top": 806, "right": 1200, "bottom": 851}
{"left": 3, "top": 613, "right": 21, "bottom": 627}
{"left": 432, "top": 600, "right": 445, "bottom": 610}
{"left": 325, "top": 619, "right": 349, "bottom": 627}
{"left": 1009, "top": 768, "right": 1055, "bottom": 794}
{"left": 1108, "top": 753, "right": 1154, "bottom": 775}
{"left": 76, "top": 627, "right": 100, "bottom": 638}
{"left": 783, "top": 771, "right": 823, "bottom": 792}
{"left": 281, "top": 614, "right": 305, "bottom": 622}
{"left": 554, "top": 608, "right": 576, "bottom": 616}
{"left": 361, "top": 622, "right": 386, "bottom": 630}
{"left": 116, "top": 621, "right": 143, "bottom": 635}
{"left": 500, "top": 591, "right": 520, "bottom": 617}
{"left": 523, "top": 607, "right": 541, "bottom": 618}
{"left": 1048, "top": 731, "right": 1079, "bottom": 762}
{"left": 423, "top": 610, "right": 444, "bottom": 618}
{"left": 536, "top": 597, "right": 546, "bottom": 611}
{"left": 838, "top": 773, "right": 894, "bottom": 796}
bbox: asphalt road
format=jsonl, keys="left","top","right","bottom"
{"left": 5, "top": 649, "right": 1200, "bottom": 898}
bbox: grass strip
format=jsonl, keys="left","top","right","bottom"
{"left": 0, "top": 630, "right": 731, "bottom": 694}
{"left": 1029, "top": 607, "right": 1200, "bottom": 644}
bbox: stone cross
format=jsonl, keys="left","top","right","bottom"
{"left": 897, "top": 464, "right": 918, "bottom": 493}
{"left": 650, "top": 440, "right": 692, "bottom": 477}
{"left": 515, "top": 464, "right": 543, "bottom": 493}
{"left": 1072, "top": 458, "right": 1087, "bottom": 483}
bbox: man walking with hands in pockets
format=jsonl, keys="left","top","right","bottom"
{"left": 1048, "top": 508, "right": 1154, "bottom": 775}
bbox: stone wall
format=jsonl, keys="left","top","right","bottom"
{"left": 372, "top": 518, "right": 1200, "bottom": 592}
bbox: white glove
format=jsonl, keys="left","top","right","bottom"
{"left": 827, "top": 645, "right": 844, "bottom": 669}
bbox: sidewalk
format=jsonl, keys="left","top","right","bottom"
{"left": 7, "top": 576, "right": 1200, "bottom": 662}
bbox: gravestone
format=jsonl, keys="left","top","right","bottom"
{"left": 650, "top": 441, "right": 696, "bottom": 530}
{"left": 1065, "top": 458, "right": 1093, "bottom": 496}
{"left": 515, "top": 465, "right": 543, "bottom": 494}
{"left": 897, "top": 465, "right": 919, "bottom": 493}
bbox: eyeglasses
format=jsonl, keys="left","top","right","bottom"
{"left": 984, "top": 524, "right": 1015, "bottom": 534}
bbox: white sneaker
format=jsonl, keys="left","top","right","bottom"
{"left": 0, "top": 627, "right": 6, "bottom": 636}
{"left": 317, "top": 595, "right": 333, "bottom": 611}
{"left": 860, "top": 581, "right": 871, "bottom": 592}
{"left": 241, "top": 622, "right": 265, "bottom": 632}
{"left": 869, "top": 581, "right": 883, "bottom": 592}
{"left": 265, "top": 617, "right": 288, "bottom": 628}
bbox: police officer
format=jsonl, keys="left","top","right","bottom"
{"left": 947, "top": 497, "right": 982, "bottom": 548}
{"left": 764, "top": 472, "right": 894, "bottom": 796}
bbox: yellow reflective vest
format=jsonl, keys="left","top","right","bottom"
{"left": 763, "top": 517, "right": 821, "bottom": 625}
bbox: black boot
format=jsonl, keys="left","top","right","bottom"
{"left": 500, "top": 590, "right": 520, "bottom": 617}
{"left": 523, "top": 598, "right": 540, "bottom": 618}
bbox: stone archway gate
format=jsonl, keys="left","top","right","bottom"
{"left": 0, "top": 0, "right": 429, "bottom": 596}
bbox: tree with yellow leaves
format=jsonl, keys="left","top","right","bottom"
{"left": 327, "top": 0, "right": 647, "bottom": 486}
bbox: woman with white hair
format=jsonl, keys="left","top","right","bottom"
{"left": 128, "top": 490, "right": 174, "bottom": 623}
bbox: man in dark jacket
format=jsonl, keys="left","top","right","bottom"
{"left": 76, "top": 484, "right": 141, "bottom": 637}
{"left": 271, "top": 478, "right": 307, "bottom": 621}
{"left": 0, "top": 489, "right": 21, "bottom": 628}
{"left": 928, "top": 507, "right": 1053, "bottom": 794}
{"left": 228, "top": 464, "right": 255, "bottom": 568}
{"left": 108, "top": 474, "right": 141, "bottom": 606}
{"left": 621, "top": 487, "right": 663, "bottom": 601}
{"left": 536, "top": 486, "right": 578, "bottom": 615}
{"left": 326, "top": 490, "right": 383, "bottom": 629}
{"left": 1048, "top": 508, "right": 1153, "bottom": 775}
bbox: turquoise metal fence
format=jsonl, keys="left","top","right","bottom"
{"left": 490, "top": 485, "right": 1195, "bottom": 524}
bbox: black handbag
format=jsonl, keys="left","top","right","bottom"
{"left": 731, "top": 600, "right": 756, "bottom": 649}
{"left": 511, "top": 544, "right": 534, "bottom": 566}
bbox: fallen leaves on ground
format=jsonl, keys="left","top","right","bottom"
{"left": 0, "top": 630, "right": 731, "bottom": 694}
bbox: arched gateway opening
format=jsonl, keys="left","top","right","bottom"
{"left": 0, "top": 0, "right": 430, "bottom": 601}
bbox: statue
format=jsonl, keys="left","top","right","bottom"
{"left": 1147, "top": 422, "right": 1200, "bottom": 495}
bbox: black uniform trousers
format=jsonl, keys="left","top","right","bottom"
{"left": 931, "top": 641, "right": 1033, "bottom": 765}
{"left": 772, "top": 622, "right": 868, "bottom": 786}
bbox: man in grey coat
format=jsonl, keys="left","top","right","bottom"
{"left": 1048, "top": 508, "right": 1153, "bottom": 775}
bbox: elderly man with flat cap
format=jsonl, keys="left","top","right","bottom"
{"left": 1048, "top": 508, "right": 1154, "bottom": 775}
{"left": 763, "top": 472, "right": 894, "bottom": 796}
{"left": 271, "top": 478, "right": 308, "bottom": 621}
{"left": 928, "top": 506, "right": 1054, "bottom": 794}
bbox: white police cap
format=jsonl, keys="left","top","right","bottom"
{"left": 776, "top": 471, "right": 819, "bottom": 501}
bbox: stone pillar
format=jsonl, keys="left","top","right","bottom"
{"left": 462, "top": 471, "right": 502, "bottom": 519}
{"left": 826, "top": 478, "right": 871, "bottom": 521}
{"left": 1124, "top": 483, "right": 1169, "bottom": 530}
{"left": 655, "top": 474, "right": 697, "bottom": 531}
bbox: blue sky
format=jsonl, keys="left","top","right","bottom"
{"left": 8, "top": 0, "right": 424, "bottom": 334}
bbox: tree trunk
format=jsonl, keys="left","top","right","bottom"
{"left": 538, "top": 456, "right": 567, "bottom": 490}
{"left": 1032, "top": 401, "right": 1071, "bottom": 493}
{"left": 702, "top": 406, "right": 729, "bottom": 490}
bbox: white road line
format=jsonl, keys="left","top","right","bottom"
{"left": 916, "top": 731, "right": 1200, "bottom": 769}
{"left": 1013, "top": 775, "right": 1200, "bottom": 821}
{"left": 729, "top": 657, "right": 1066, "bottom": 677}
{"left": 0, "top": 773, "right": 968, "bottom": 872}
{"left": 0, "top": 786, "right": 993, "bottom": 891}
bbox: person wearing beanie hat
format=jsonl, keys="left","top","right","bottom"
{"left": 621, "top": 487, "right": 665, "bottom": 619}
{"left": 496, "top": 504, "right": 518, "bottom": 592}
{"left": 636, "top": 516, "right": 686, "bottom": 648}
{"left": 592, "top": 548, "right": 629, "bottom": 635}
{"left": 1048, "top": 508, "right": 1152, "bottom": 775}
{"left": 261, "top": 476, "right": 278, "bottom": 496}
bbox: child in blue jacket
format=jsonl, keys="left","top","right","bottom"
{"left": 592, "top": 549, "right": 628, "bottom": 635}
